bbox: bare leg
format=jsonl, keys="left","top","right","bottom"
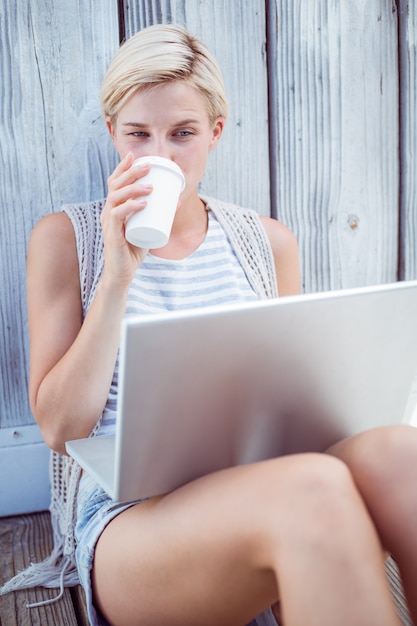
{"left": 92, "top": 453, "right": 400, "bottom": 626}
{"left": 328, "top": 424, "right": 417, "bottom": 624}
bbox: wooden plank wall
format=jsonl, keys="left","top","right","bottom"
{"left": 270, "top": 1, "right": 400, "bottom": 292}
{"left": 0, "top": 0, "right": 416, "bottom": 512}
{"left": 0, "top": 1, "right": 119, "bottom": 434}
{"left": 399, "top": 0, "right": 417, "bottom": 281}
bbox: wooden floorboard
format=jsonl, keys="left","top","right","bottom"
{"left": 70, "top": 585, "right": 90, "bottom": 626}
{"left": 0, "top": 511, "right": 87, "bottom": 626}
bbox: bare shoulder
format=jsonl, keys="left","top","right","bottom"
{"left": 28, "top": 212, "right": 79, "bottom": 286}
{"left": 29, "top": 211, "right": 76, "bottom": 253}
{"left": 27, "top": 212, "right": 81, "bottom": 328}
{"left": 259, "top": 216, "right": 301, "bottom": 296}
{"left": 259, "top": 216, "right": 298, "bottom": 253}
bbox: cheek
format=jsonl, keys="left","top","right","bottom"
{"left": 184, "top": 144, "right": 207, "bottom": 166}
{"left": 182, "top": 155, "right": 209, "bottom": 190}
{"left": 112, "top": 138, "right": 139, "bottom": 162}
{"left": 187, "top": 141, "right": 211, "bottom": 165}
{"left": 115, "top": 147, "right": 130, "bottom": 160}
{"left": 109, "top": 127, "right": 132, "bottom": 159}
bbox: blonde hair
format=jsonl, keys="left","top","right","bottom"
{"left": 101, "top": 24, "right": 229, "bottom": 125}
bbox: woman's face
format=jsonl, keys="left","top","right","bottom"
{"left": 107, "top": 81, "right": 224, "bottom": 201}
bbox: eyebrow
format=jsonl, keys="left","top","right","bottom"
{"left": 121, "top": 118, "right": 201, "bottom": 128}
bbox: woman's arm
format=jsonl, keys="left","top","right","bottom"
{"left": 260, "top": 216, "right": 301, "bottom": 296}
{"left": 27, "top": 212, "right": 130, "bottom": 453}
{"left": 28, "top": 154, "right": 152, "bottom": 454}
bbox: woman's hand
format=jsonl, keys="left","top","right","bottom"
{"left": 100, "top": 152, "right": 153, "bottom": 287}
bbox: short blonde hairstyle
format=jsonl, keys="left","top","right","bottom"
{"left": 101, "top": 24, "right": 229, "bottom": 125}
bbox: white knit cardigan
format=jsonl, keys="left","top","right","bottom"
{"left": 0, "top": 196, "right": 278, "bottom": 605}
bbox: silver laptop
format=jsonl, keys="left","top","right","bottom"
{"left": 66, "top": 280, "right": 417, "bottom": 503}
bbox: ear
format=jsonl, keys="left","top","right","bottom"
{"left": 106, "top": 115, "right": 117, "bottom": 143}
{"left": 208, "top": 116, "right": 225, "bottom": 152}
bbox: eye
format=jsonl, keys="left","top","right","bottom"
{"left": 174, "top": 130, "right": 194, "bottom": 138}
{"left": 128, "top": 131, "right": 149, "bottom": 138}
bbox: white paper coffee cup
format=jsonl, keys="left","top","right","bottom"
{"left": 125, "top": 156, "right": 185, "bottom": 248}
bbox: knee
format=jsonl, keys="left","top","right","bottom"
{"left": 303, "top": 453, "right": 359, "bottom": 510}
{"left": 245, "top": 454, "right": 374, "bottom": 570}
{"left": 346, "top": 425, "right": 417, "bottom": 491}
{"left": 269, "top": 454, "right": 372, "bottom": 555}
{"left": 276, "top": 454, "right": 362, "bottom": 532}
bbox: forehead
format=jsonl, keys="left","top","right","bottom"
{"left": 118, "top": 81, "right": 210, "bottom": 123}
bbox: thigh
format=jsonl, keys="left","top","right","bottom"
{"left": 326, "top": 423, "right": 417, "bottom": 522}
{"left": 92, "top": 460, "right": 283, "bottom": 626}
{"left": 327, "top": 423, "right": 417, "bottom": 621}
{"left": 91, "top": 451, "right": 384, "bottom": 626}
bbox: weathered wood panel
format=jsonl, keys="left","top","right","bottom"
{"left": 122, "top": 0, "right": 271, "bottom": 215}
{"left": 0, "top": 1, "right": 119, "bottom": 430}
{"left": 399, "top": 0, "right": 417, "bottom": 281}
{"left": 269, "top": 0, "right": 400, "bottom": 292}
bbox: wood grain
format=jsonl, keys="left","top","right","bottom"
{"left": 399, "top": 0, "right": 417, "bottom": 281}
{"left": 0, "top": 1, "right": 119, "bottom": 430}
{"left": 0, "top": 512, "right": 84, "bottom": 625}
{"left": 269, "top": 0, "right": 400, "bottom": 292}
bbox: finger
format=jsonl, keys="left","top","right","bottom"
{"left": 111, "top": 197, "right": 148, "bottom": 221}
{"left": 107, "top": 179, "right": 152, "bottom": 215}
{"left": 107, "top": 152, "right": 134, "bottom": 184}
{"left": 102, "top": 170, "right": 152, "bottom": 226}
{"left": 108, "top": 155, "right": 151, "bottom": 193}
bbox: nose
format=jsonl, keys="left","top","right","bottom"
{"left": 149, "top": 138, "right": 173, "bottom": 161}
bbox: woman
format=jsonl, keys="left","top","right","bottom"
{"left": 9, "top": 23, "right": 417, "bottom": 626}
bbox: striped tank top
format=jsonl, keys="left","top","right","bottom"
{"left": 99, "top": 209, "right": 259, "bottom": 435}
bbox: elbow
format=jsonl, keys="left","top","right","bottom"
{"left": 30, "top": 389, "right": 101, "bottom": 455}
{"left": 38, "top": 421, "right": 70, "bottom": 456}
{"left": 32, "top": 403, "right": 71, "bottom": 455}
{"left": 31, "top": 393, "right": 75, "bottom": 455}
{"left": 43, "top": 430, "right": 69, "bottom": 456}
{"left": 35, "top": 409, "right": 98, "bottom": 456}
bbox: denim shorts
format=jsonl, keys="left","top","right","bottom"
{"left": 75, "top": 473, "right": 277, "bottom": 626}
{"left": 75, "top": 472, "right": 146, "bottom": 626}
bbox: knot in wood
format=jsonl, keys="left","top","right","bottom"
{"left": 347, "top": 214, "right": 360, "bottom": 231}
